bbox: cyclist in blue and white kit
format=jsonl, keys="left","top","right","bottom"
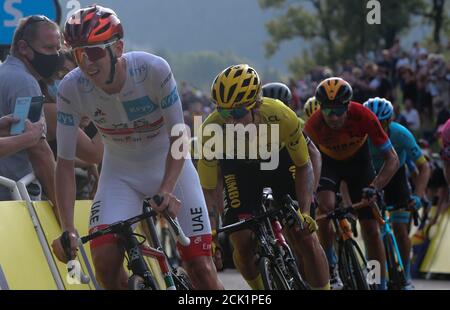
{"left": 364, "top": 97, "right": 430, "bottom": 287}
{"left": 51, "top": 5, "right": 223, "bottom": 289}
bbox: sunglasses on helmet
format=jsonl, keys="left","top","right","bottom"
{"left": 72, "top": 40, "right": 117, "bottom": 64}
{"left": 217, "top": 101, "right": 256, "bottom": 120}
{"left": 321, "top": 106, "right": 348, "bottom": 117}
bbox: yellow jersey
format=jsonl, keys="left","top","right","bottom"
{"left": 197, "top": 97, "right": 309, "bottom": 189}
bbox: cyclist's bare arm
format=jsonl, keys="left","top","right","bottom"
{"left": 413, "top": 159, "right": 431, "bottom": 197}
{"left": 371, "top": 147, "right": 399, "bottom": 190}
{"left": 203, "top": 178, "right": 223, "bottom": 231}
{"left": 159, "top": 135, "right": 187, "bottom": 194}
{"left": 307, "top": 140, "right": 321, "bottom": 192}
{"left": 76, "top": 130, "right": 103, "bottom": 165}
{"left": 295, "top": 160, "right": 314, "bottom": 214}
{"left": 55, "top": 157, "right": 77, "bottom": 232}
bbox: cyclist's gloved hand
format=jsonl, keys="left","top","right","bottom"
{"left": 420, "top": 196, "right": 430, "bottom": 209}
{"left": 150, "top": 193, "right": 181, "bottom": 219}
{"left": 51, "top": 230, "right": 78, "bottom": 263}
{"left": 409, "top": 195, "right": 422, "bottom": 211}
{"left": 296, "top": 210, "right": 318, "bottom": 233}
{"left": 211, "top": 230, "right": 223, "bottom": 271}
{"left": 362, "top": 186, "right": 378, "bottom": 202}
{"left": 303, "top": 213, "right": 319, "bottom": 233}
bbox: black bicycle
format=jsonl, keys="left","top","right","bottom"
{"left": 63, "top": 195, "right": 193, "bottom": 290}
{"left": 316, "top": 194, "right": 382, "bottom": 290}
{"left": 218, "top": 190, "right": 309, "bottom": 290}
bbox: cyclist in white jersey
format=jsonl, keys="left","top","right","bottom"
{"left": 51, "top": 5, "right": 223, "bottom": 289}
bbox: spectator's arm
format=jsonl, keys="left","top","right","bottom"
{"left": 43, "top": 103, "right": 57, "bottom": 142}
{"left": 27, "top": 138, "right": 57, "bottom": 207}
{"left": 0, "top": 118, "right": 44, "bottom": 158}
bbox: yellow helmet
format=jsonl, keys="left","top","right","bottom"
{"left": 304, "top": 97, "right": 321, "bottom": 120}
{"left": 211, "top": 64, "right": 261, "bottom": 109}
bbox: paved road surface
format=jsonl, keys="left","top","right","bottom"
{"left": 218, "top": 269, "right": 450, "bottom": 290}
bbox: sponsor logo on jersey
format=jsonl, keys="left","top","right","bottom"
{"left": 190, "top": 208, "right": 205, "bottom": 233}
{"left": 122, "top": 96, "right": 158, "bottom": 121}
{"left": 161, "top": 71, "right": 172, "bottom": 88}
{"left": 97, "top": 117, "right": 164, "bottom": 136}
{"left": 224, "top": 174, "right": 241, "bottom": 209}
{"left": 89, "top": 200, "right": 102, "bottom": 226}
{"left": 129, "top": 63, "right": 148, "bottom": 84}
{"left": 77, "top": 76, "right": 95, "bottom": 93}
{"left": 57, "top": 111, "right": 75, "bottom": 126}
{"left": 94, "top": 108, "right": 106, "bottom": 117}
{"left": 161, "top": 86, "right": 179, "bottom": 109}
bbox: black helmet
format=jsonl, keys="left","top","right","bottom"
{"left": 262, "top": 82, "right": 292, "bottom": 105}
{"left": 315, "top": 77, "right": 353, "bottom": 107}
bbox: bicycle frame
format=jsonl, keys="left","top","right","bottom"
{"left": 78, "top": 199, "right": 190, "bottom": 290}
{"left": 379, "top": 207, "right": 406, "bottom": 272}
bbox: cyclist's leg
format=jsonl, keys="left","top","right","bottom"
{"left": 88, "top": 162, "right": 145, "bottom": 289}
{"left": 220, "top": 158, "right": 264, "bottom": 289}
{"left": 388, "top": 166, "right": 413, "bottom": 280}
{"left": 345, "top": 144, "right": 386, "bottom": 288}
{"left": 315, "top": 153, "right": 340, "bottom": 271}
{"left": 171, "top": 159, "right": 224, "bottom": 289}
{"left": 270, "top": 148, "right": 329, "bottom": 289}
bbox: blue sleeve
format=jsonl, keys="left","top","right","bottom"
{"left": 400, "top": 126, "right": 423, "bottom": 162}
{"left": 378, "top": 139, "right": 393, "bottom": 153}
{"left": 405, "top": 158, "right": 416, "bottom": 173}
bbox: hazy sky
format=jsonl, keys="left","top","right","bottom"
{"left": 59, "top": 0, "right": 304, "bottom": 73}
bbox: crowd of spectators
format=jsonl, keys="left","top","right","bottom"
{"left": 288, "top": 40, "right": 450, "bottom": 145}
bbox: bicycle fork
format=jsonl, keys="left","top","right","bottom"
{"left": 380, "top": 213, "right": 407, "bottom": 287}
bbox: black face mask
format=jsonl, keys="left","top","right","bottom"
{"left": 27, "top": 43, "right": 60, "bottom": 79}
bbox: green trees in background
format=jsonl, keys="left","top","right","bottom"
{"left": 259, "top": 0, "right": 449, "bottom": 77}
{"left": 154, "top": 49, "right": 282, "bottom": 91}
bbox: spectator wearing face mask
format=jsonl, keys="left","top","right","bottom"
{"left": 0, "top": 15, "right": 60, "bottom": 207}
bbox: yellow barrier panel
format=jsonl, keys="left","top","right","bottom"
{"left": 420, "top": 208, "right": 450, "bottom": 274}
{"left": 33, "top": 201, "right": 93, "bottom": 290}
{"left": 0, "top": 201, "right": 57, "bottom": 289}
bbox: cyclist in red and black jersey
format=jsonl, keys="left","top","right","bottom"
{"left": 304, "top": 77, "right": 399, "bottom": 290}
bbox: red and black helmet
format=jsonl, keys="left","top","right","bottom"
{"left": 64, "top": 5, "right": 123, "bottom": 48}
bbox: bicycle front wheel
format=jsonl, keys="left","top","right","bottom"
{"left": 285, "top": 260, "right": 309, "bottom": 290}
{"left": 384, "top": 234, "right": 408, "bottom": 290}
{"left": 345, "top": 239, "right": 371, "bottom": 290}
{"left": 259, "top": 256, "right": 290, "bottom": 290}
{"left": 173, "top": 267, "right": 194, "bottom": 290}
{"left": 128, "top": 275, "right": 150, "bottom": 290}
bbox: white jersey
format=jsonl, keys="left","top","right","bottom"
{"left": 56, "top": 52, "right": 211, "bottom": 249}
{"left": 57, "top": 51, "right": 183, "bottom": 161}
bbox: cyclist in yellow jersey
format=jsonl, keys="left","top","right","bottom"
{"left": 197, "top": 64, "right": 330, "bottom": 290}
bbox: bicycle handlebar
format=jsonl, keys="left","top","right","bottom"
{"left": 152, "top": 195, "right": 190, "bottom": 247}
{"left": 316, "top": 199, "right": 385, "bottom": 226}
